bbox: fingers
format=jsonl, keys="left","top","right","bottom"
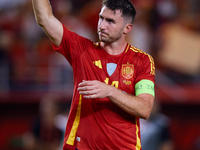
{"left": 78, "top": 80, "right": 96, "bottom": 96}
{"left": 78, "top": 88, "right": 97, "bottom": 95}
{"left": 78, "top": 80, "right": 95, "bottom": 91}
{"left": 78, "top": 88, "right": 99, "bottom": 99}
{"left": 77, "top": 80, "right": 101, "bottom": 98}
{"left": 82, "top": 94, "right": 98, "bottom": 99}
{"left": 77, "top": 80, "right": 108, "bottom": 99}
{"left": 77, "top": 85, "right": 93, "bottom": 92}
{"left": 78, "top": 80, "right": 95, "bottom": 87}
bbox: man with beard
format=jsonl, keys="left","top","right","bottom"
{"left": 32, "top": 0, "right": 155, "bottom": 149}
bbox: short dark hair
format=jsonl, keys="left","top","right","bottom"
{"left": 102, "top": 0, "right": 136, "bottom": 24}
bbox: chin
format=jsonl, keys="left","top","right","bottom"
{"left": 99, "top": 37, "right": 110, "bottom": 43}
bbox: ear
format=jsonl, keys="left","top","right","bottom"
{"left": 123, "top": 23, "right": 133, "bottom": 34}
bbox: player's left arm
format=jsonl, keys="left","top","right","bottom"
{"left": 107, "top": 83, "right": 154, "bottom": 120}
{"left": 78, "top": 80, "right": 154, "bottom": 119}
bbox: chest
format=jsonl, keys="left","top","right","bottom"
{"left": 77, "top": 49, "right": 139, "bottom": 95}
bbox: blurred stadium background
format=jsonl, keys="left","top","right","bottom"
{"left": 0, "top": 0, "right": 200, "bottom": 150}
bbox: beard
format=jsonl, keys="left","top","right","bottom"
{"left": 99, "top": 34, "right": 111, "bottom": 43}
{"left": 98, "top": 30, "right": 122, "bottom": 43}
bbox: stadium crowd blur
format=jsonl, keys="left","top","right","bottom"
{"left": 0, "top": 0, "right": 200, "bottom": 150}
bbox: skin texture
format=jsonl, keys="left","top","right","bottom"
{"left": 98, "top": 6, "right": 133, "bottom": 55}
{"left": 32, "top": 0, "right": 154, "bottom": 119}
{"left": 98, "top": 6, "right": 125, "bottom": 44}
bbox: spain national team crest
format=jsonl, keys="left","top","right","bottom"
{"left": 122, "top": 64, "right": 134, "bottom": 79}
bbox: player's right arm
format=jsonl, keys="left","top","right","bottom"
{"left": 32, "top": 0, "right": 63, "bottom": 46}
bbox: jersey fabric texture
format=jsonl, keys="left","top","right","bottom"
{"left": 53, "top": 24, "right": 155, "bottom": 150}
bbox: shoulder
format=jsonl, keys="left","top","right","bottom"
{"left": 127, "top": 45, "right": 149, "bottom": 56}
{"left": 62, "top": 24, "right": 94, "bottom": 46}
{"left": 126, "top": 45, "right": 155, "bottom": 75}
{"left": 126, "top": 45, "right": 153, "bottom": 61}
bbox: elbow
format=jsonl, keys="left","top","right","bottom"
{"left": 139, "top": 114, "right": 149, "bottom": 120}
{"left": 35, "top": 17, "right": 45, "bottom": 27}
{"left": 132, "top": 111, "right": 150, "bottom": 120}
{"left": 142, "top": 113, "right": 150, "bottom": 120}
{"left": 140, "top": 109, "right": 152, "bottom": 120}
{"left": 35, "top": 13, "right": 53, "bottom": 27}
{"left": 137, "top": 94, "right": 154, "bottom": 120}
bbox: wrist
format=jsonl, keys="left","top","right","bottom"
{"left": 107, "top": 85, "right": 117, "bottom": 99}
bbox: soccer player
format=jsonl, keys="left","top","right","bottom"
{"left": 32, "top": 0, "right": 155, "bottom": 149}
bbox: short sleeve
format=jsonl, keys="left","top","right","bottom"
{"left": 52, "top": 24, "right": 94, "bottom": 65}
{"left": 135, "top": 54, "right": 155, "bottom": 84}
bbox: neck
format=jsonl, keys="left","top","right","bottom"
{"left": 101, "top": 39, "right": 127, "bottom": 55}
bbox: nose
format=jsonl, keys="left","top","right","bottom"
{"left": 98, "top": 19, "right": 106, "bottom": 30}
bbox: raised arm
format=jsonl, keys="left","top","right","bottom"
{"left": 32, "top": 0, "right": 63, "bottom": 46}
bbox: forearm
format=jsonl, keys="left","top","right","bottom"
{"left": 32, "top": 0, "right": 63, "bottom": 46}
{"left": 32, "top": 0, "right": 53, "bottom": 26}
{"left": 108, "top": 86, "right": 154, "bottom": 119}
{"left": 78, "top": 80, "right": 154, "bottom": 119}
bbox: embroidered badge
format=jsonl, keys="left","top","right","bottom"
{"left": 122, "top": 64, "right": 134, "bottom": 79}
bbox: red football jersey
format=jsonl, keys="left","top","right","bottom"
{"left": 53, "top": 24, "right": 155, "bottom": 150}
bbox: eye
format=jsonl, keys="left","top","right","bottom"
{"left": 99, "top": 15, "right": 104, "bottom": 20}
{"left": 107, "top": 19, "right": 115, "bottom": 24}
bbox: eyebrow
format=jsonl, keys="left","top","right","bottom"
{"left": 99, "top": 14, "right": 116, "bottom": 23}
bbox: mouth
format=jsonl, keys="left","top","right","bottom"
{"left": 98, "top": 31, "right": 108, "bottom": 37}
